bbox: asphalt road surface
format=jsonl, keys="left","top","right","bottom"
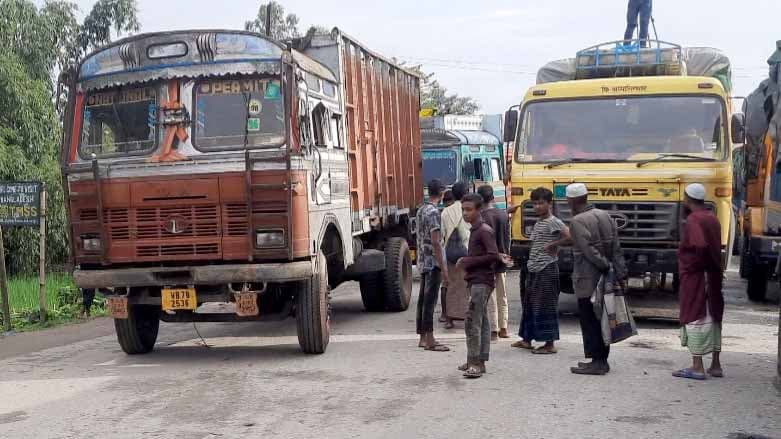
{"left": 0, "top": 267, "right": 779, "bottom": 439}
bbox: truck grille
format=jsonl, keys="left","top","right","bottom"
{"left": 522, "top": 201, "right": 679, "bottom": 241}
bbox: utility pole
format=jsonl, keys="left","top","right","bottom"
{"left": 0, "top": 225, "right": 10, "bottom": 332}
{"left": 265, "top": 3, "right": 273, "bottom": 37}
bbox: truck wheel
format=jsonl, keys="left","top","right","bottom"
{"left": 383, "top": 238, "right": 413, "bottom": 312}
{"left": 297, "top": 253, "right": 331, "bottom": 354}
{"left": 739, "top": 246, "right": 752, "bottom": 279}
{"left": 359, "top": 272, "right": 386, "bottom": 312}
{"left": 115, "top": 304, "right": 159, "bottom": 355}
{"left": 559, "top": 274, "right": 574, "bottom": 294}
{"left": 747, "top": 264, "right": 769, "bottom": 302}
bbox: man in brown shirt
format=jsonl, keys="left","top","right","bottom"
{"left": 478, "top": 185, "right": 511, "bottom": 339}
{"left": 456, "top": 194, "right": 512, "bottom": 378}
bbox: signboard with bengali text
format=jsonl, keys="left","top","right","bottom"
{"left": 0, "top": 182, "right": 42, "bottom": 227}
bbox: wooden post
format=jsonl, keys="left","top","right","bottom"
{"left": 0, "top": 225, "right": 10, "bottom": 332}
{"left": 38, "top": 188, "right": 47, "bottom": 323}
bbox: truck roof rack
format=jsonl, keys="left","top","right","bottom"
{"left": 575, "top": 40, "right": 684, "bottom": 80}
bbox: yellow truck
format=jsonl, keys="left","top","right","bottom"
{"left": 504, "top": 41, "right": 741, "bottom": 293}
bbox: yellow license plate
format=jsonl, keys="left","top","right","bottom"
{"left": 162, "top": 288, "right": 197, "bottom": 310}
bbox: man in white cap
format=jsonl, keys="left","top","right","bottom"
{"left": 566, "top": 183, "right": 627, "bottom": 375}
{"left": 673, "top": 183, "right": 725, "bottom": 380}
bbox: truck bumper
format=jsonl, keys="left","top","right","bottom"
{"left": 74, "top": 261, "right": 313, "bottom": 289}
{"left": 511, "top": 242, "right": 678, "bottom": 274}
{"left": 749, "top": 235, "right": 781, "bottom": 265}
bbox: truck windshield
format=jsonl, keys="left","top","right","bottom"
{"left": 516, "top": 96, "right": 726, "bottom": 163}
{"left": 80, "top": 85, "right": 157, "bottom": 158}
{"left": 423, "top": 150, "right": 458, "bottom": 185}
{"left": 194, "top": 77, "right": 285, "bottom": 150}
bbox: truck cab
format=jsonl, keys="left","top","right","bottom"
{"left": 506, "top": 41, "right": 738, "bottom": 292}
{"left": 421, "top": 115, "right": 507, "bottom": 208}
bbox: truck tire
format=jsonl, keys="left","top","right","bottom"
{"left": 115, "top": 304, "right": 159, "bottom": 355}
{"left": 297, "top": 253, "right": 331, "bottom": 354}
{"left": 739, "top": 245, "right": 752, "bottom": 280}
{"left": 383, "top": 238, "right": 413, "bottom": 312}
{"left": 359, "top": 272, "right": 386, "bottom": 312}
{"left": 747, "top": 264, "right": 769, "bottom": 302}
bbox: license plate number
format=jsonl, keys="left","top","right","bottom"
{"left": 162, "top": 288, "right": 197, "bottom": 311}
{"left": 234, "top": 292, "right": 259, "bottom": 317}
{"left": 107, "top": 296, "right": 128, "bottom": 319}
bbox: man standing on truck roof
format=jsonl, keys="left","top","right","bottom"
{"left": 624, "top": 0, "right": 653, "bottom": 48}
{"left": 416, "top": 179, "right": 450, "bottom": 352}
{"left": 566, "top": 183, "right": 628, "bottom": 375}
{"left": 673, "top": 183, "right": 725, "bottom": 381}
{"left": 478, "top": 185, "right": 511, "bottom": 340}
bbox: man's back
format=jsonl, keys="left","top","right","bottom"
{"left": 570, "top": 206, "right": 627, "bottom": 296}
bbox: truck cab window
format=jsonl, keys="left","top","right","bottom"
{"left": 193, "top": 78, "right": 285, "bottom": 150}
{"left": 490, "top": 158, "right": 502, "bottom": 181}
{"left": 312, "top": 102, "right": 329, "bottom": 147}
{"left": 80, "top": 85, "right": 157, "bottom": 158}
{"left": 330, "top": 113, "right": 342, "bottom": 148}
{"left": 473, "top": 158, "right": 484, "bottom": 180}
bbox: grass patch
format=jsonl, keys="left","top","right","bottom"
{"left": 1, "top": 273, "right": 106, "bottom": 332}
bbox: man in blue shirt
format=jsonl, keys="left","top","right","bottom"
{"left": 624, "top": 0, "right": 652, "bottom": 47}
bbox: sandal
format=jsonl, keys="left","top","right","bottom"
{"left": 672, "top": 368, "right": 706, "bottom": 381}
{"left": 444, "top": 321, "right": 455, "bottom": 330}
{"left": 458, "top": 363, "right": 486, "bottom": 373}
{"left": 511, "top": 340, "right": 534, "bottom": 350}
{"left": 425, "top": 344, "right": 450, "bottom": 352}
{"left": 707, "top": 368, "right": 724, "bottom": 378}
{"left": 463, "top": 366, "right": 483, "bottom": 379}
{"left": 532, "top": 346, "right": 557, "bottom": 355}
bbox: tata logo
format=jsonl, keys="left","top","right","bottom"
{"left": 164, "top": 215, "right": 189, "bottom": 235}
{"left": 599, "top": 188, "right": 631, "bottom": 197}
{"left": 657, "top": 188, "right": 676, "bottom": 197}
{"left": 609, "top": 212, "right": 631, "bottom": 230}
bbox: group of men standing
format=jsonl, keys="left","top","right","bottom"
{"left": 416, "top": 179, "right": 725, "bottom": 381}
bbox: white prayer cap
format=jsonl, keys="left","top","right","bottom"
{"left": 684, "top": 183, "right": 706, "bottom": 201}
{"left": 566, "top": 183, "right": 588, "bottom": 198}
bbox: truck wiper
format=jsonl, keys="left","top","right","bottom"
{"left": 545, "top": 158, "right": 623, "bottom": 169}
{"left": 636, "top": 154, "right": 718, "bottom": 168}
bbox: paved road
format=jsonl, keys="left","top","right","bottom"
{"left": 0, "top": 268, "right": 779, "bottom": 439}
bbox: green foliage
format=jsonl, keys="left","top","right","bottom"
{"left": 245, "top": 1, "right": 301, "bottom": 40}
{"left": 1, "top": 273, "right": 105, "bottom": 331}
{"left": 0, "top": 0, "right": 139, "bottom": 275}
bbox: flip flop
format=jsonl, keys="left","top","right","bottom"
{"left": 463, "top": 366, "right": 483, "bottom": 379}
{"left": 672, "top": 368, "right": 707, "bottom": 380}
{"left": 511, "top": 341, "right": 534, "bottom": 350}
{"left": 532, "top": 346, "right": 558, "bottom": 355}
{"left": 707, "top": 368, "right": 724, "bottom": 378}
{"left": 425, "top": 344, "right": 450, "bottom": 352}
{"left": 458, "top": 363, "right": 486, "bottom": 373}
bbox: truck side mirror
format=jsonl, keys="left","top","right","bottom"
{"left": 731, "top": 113, "right": 746, "bottom": 145}
{"left": 503, "top": 109, "right": 519, "bottom": 143}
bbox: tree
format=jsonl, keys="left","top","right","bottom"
{"left": 402, "top": 65, "right": 480, "bottom": 116}
{"left": 0, "top": 0, "right": 140, "bottom": 274}
{"left": 245, "top": 1, "right": 301, "bottom": 40}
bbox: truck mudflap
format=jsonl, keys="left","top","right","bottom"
{"left": 749, "top": 235, "right": 781, "bottom": 265}
{"left": 74, "top": 261, "right": 314, "bottom": 289}
{"left": 511, "top": 242, "right": 678, "bottom": 274}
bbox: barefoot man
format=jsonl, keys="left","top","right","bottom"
{"left": 673, "top": 183, "right": 725, "bottom": 380}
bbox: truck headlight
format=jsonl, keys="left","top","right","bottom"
{"left": 81, "top": 236, "right": 102, "bottom": 251}
{"left": 255, "top": 230, "right": 285, "bottom": 248}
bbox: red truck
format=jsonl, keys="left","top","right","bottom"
{"left": 59, "top": 29, "right": 423, "bottom": 354}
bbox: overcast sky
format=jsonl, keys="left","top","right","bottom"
{"left": 55, "top": 0, "right": 779, "bottom": 114}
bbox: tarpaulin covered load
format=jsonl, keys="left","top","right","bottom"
{"left": 682, "top": 47, "right": 732, "bottom": 93}
{"left": 536, "top": 44, "right": 732, "bottom": 93}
